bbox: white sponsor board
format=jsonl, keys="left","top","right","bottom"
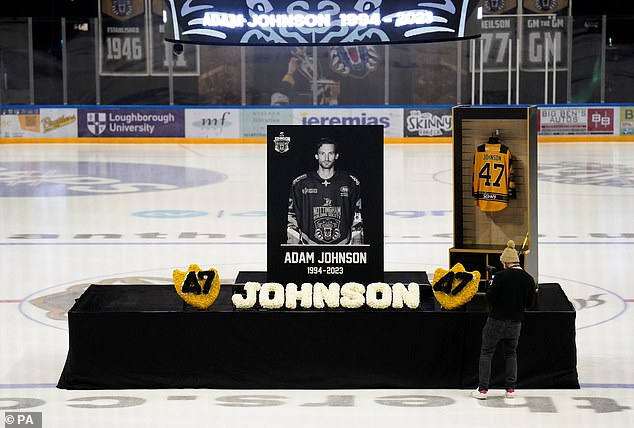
{"left": 39, "top": 108, "right": 79, "bottom": 138}
{"left": 404, "top": 108, "right": 452, "bottom": 137}
{"left": 185, "top": 108, "right": 241, "bottom": 138}
{"left": 240, "top": 109, "right": 294, "bottom": 139}
{"left": 1, "top": 111, "right": 41, "bottom": 138}
{"left": 0, "top": 108, "right": 77, "bottom": 138}
{"left": 539, "top": 106, "right": 619, "bottom": 136}
{"left": 291, "top": 108, "right": 404, "bottom": 139}
{"left": 538, "top": 106, "right": 587, "bottom": 135}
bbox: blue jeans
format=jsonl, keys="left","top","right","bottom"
{"left": 478, "top": 317, "right": 522, "bottom": 390}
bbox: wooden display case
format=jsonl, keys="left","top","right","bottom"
{"left": 451, "top": 106, "right": 538, "bottom": 280}
{"left": 449, "top": 245, "right": 527, "bottom": 283}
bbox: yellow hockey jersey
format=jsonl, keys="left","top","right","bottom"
{"left": 472, "top": 141, "right": 516, "bottom": 212}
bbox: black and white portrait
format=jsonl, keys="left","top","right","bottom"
{"left": 267, "top": 125, "right": 383, "bottom": 283}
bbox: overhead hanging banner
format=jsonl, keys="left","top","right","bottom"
{"left": 150, "top": 0, "right": 199, "bottom": 75}
{"left": 164, "top": 0, "right": 481, "bottom": 46}
{"left": 480, "top": 0, "right": 518, "bottom": 72}
{"left": 99, "top": 0, "right": 149, "bottom": 75}
{"left": 521, "top": 0, "right": 569, "bottom": 72}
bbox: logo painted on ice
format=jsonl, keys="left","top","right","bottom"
{"left": 0, "top": 161, "right": 226, "bottom": 197}
{"left": 22, "top": 275, "right": 175, "bottom": 330}
{"left": 538, "top": 161, "right": 634, "bottom": 187}
{"left": 540, "top": 275, "right": 627, "bottom": 330}
{"left": 132, "top": 210, "right": 208, "bottom": 218}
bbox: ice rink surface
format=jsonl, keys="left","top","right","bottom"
{"left": 1, "top": 141, "right": 633, "bottom": 427}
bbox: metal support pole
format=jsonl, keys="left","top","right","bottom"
{"left": 312, "top": 46, "right": 318, "bottom": 105}
{"left": 479, "top": 38, "right": 483, "bottom": 104}
{"left": 241, "top": 46, "right": 246, "bottom": 105}
{"left": 552, "top": 38, "right": 557, "bottom": 104}
{"left": 544, "top": 37, "right": 549, "bottom": 104}
{"left": 507, "top": 38, "right": 512, "bottom": 105}
{"left": 61, "top": 17, "right": 68, "bottom": 105}
{"left": 516, "top": 38, "right": 520, "bottom": 104}
{"left": 600, "top": 15, "right": 606, "bottom": 103}
{"left": 168, "top": 43, "right": 174, "bottom": 105}
{"left": 470, "top": 39, "right": 475, "bottom": 105}
{"left": 566, "top": 14, "right": 572, "bottom": 103}
{"left": 28, "top": 18, "right": 35, "bottom": 104}
{"left": 94, "top": 18, "right": 101, "bottom": 105}
{"left": 0, "top": 52, "right": 4, "bottom": 105}
{"left": 457, "top": 41, "right": 462, "bottom": 104}
{"left": 384, "top": 45, "right": 389, "bottom": 105}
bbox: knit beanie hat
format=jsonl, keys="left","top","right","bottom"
{"left": 500, "top": 240, "right": 520, "bottom": 264}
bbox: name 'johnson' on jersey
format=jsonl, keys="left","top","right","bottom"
{"left": 472, "top": 142, "right": 516, "bottom": 212}
{"left": 287, "top": 170, "right": 363, "bottom": 244}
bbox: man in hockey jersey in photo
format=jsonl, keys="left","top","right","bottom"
{"left": 287, "top": 137, "right": 364, "bottom": 245}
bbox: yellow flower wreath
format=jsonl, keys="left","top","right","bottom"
{"left": 431, "top": 263, "right": 481, "bottom": 310}
{"left": 173, "top": 264, "right": 221, "bottom": 310}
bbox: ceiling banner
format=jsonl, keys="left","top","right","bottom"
{"left": 164, "top": 0, "right": 481, "bottom": 46}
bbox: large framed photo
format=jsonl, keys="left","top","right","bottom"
{"left": 267, "top": 125, "right": 384, "bottom": 284}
